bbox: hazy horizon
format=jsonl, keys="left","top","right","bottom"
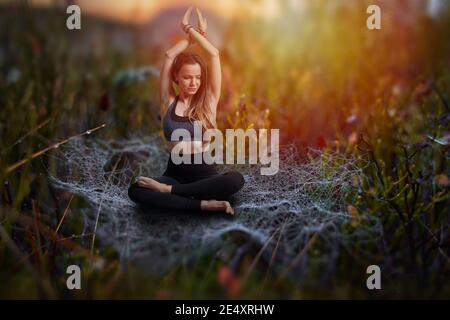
{"left": 20, "top": 0, "right": 292, "bottom": 24}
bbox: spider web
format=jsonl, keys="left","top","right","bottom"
{"left": 47, "top": 134, "right": 382, "bottom": 281}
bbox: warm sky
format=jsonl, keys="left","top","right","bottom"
{"left": 19, "top": 0, "right": 448, "bottom": 24}
{"left": 29, "top": 0, "right": 301, "bottom": 23}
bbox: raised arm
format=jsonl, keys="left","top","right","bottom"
{"left": 186, "top": 8, "right": 221, "bottom": 107}
{"left": 159, "top": 38, "right": 191, "bottom": 119}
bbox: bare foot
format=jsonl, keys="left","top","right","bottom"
{"left": 136, "top": 176, "right": 171, "bottom": 193}
{"left": 201, "top": 200, "right": 235, "bottom": 216}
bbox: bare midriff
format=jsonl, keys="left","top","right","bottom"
{"left": 166, "top": 140, "right": 211, "bottom": 154}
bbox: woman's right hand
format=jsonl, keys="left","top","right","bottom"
{"left": 195, "top": 8, "right": 207, "bottom": 33}
{"left": 180, "top": 6, "right": 194, "bottom": 33}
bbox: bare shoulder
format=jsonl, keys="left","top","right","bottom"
{"left": 160, "top": 93, "right": 177, "bottom": 119}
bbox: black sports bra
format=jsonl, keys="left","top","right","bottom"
{"left": 162, "top": 95, "right": 203, "bottom": 141}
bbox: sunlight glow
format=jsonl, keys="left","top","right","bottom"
{"left": 29, "top": 0, "right": 297, "bottom": 23}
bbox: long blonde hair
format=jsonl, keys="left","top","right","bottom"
{"left": 171, "top": 53, "right": 216, "bottom": 132}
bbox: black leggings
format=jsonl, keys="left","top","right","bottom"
{"left": 128, "top": 152, "right": 245, "bottom": 211}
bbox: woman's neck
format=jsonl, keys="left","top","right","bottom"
{"left": 178, "top": 92, "right": 194, "bottom": 109}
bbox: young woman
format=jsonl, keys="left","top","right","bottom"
{"left": 128, "top": 7, "right": 245, "bottom": 216}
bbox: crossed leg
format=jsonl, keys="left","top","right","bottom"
{"left": 129, "top": 173, "right": 242, "bottom": 215}
{"left": 128, "top": 176, "right": 201, "bottom": 211}
{"left": 171, "top": 171, "right": 245, "bottom": 200}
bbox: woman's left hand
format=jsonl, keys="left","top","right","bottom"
{"left": 180, "top": 6, "right": 194, "bottom": 32}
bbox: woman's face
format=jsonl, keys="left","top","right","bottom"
{"left": 176, "top": 63, "right": 201, "bottom": 96}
